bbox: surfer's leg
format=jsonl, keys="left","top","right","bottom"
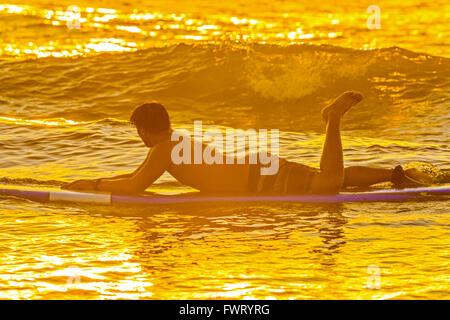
{"left": 343, "top": 166, "right": 393, "bottom": 187}
{"left": 309, "top": 111, "right": 344, "bottom": 193}
{"left": 343, "top": 165, "right": 434, "bottom": 187}
{"left": 309, "top": 92, "right": 363, "bottom": 194}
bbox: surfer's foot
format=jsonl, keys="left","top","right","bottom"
{"left": 321, "top": 91, "right": 363, "bottom": 122}
{"left": 391, "top": 165, "right": 433, "bottom": 187}
{"left": 405, "top": 168, "right": 434, "bottom": 185}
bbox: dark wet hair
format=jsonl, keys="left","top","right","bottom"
{"left": 130, "top": 102, "right": 171, "bottom": 133}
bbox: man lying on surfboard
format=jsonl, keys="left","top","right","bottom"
{"left": 62, "top": 92, "right": 432, "bottom": 194}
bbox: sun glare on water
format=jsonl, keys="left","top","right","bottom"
{"left": 0, "top": 2, "right": 385, "bottom": 60}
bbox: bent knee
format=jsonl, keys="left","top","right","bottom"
{"left": 310, "top": 172, "right": 343, "bottom": 194}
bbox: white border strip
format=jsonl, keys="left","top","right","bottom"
{"left": 49, "top": 191, "right": 111, "bottom": 203}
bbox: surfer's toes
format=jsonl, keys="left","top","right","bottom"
{"left": 350, "top": 91, "right": 363, "bottom": 103}
{"left": 391, "top": 166, "right": 433, "bottom": 187}
{"left": 405, "top": 168, "right": 434, "bottom": 185}
{"left": 321, "top": 91, "right": 363, "bottom": 121}
{"left": 339, "top": 91, "right": 363, "bottom": 107}
{"left": 391, "top": 165, "right": 405, "bottom": 185}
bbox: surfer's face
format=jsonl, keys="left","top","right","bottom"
{"left": 137, "top": 127, "right": 154, "bottom": 147}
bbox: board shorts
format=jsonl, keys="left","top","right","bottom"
{"left": 248, "top": 158, "right": 318, "bottom": 194}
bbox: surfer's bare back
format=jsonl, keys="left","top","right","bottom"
{"left": 62, "top": 92, "right": 432, "bottom": 194}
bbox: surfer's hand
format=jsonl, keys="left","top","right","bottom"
{"left": 61, "top": 179, "right": 95, "bottom": 191}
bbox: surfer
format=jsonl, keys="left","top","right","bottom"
{"left": 62, "top": 92, "right": 432, "bottom": 194}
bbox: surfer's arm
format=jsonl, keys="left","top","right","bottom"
{"left": 100, "top": 173, "right": 132, "bottom": 180}
{"left": 100, "top": 156, "right": 152, "bottom": 180}
{"left": 95, "top": 143, "right": 171, "bottom": 194}
{"left": 93, "top": 141, "right": 170, "bottom": 182}
{"left": 100, "top": 166, "right": 141, "bottom": 180}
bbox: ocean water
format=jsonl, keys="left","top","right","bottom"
{"left": 0, "top": 0, "right": 449, "bottom": 299}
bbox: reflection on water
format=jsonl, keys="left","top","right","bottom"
{"left": 1, "top": 198, "right": 448, "bottom": 299}
{"left": 0, "top": 104, "right": 448, "bottom": 299}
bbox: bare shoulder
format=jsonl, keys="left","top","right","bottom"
{"left": 154, "top": 139, "right": 178, "bottom": 152}
{"left": 148, "top": 139, "right": 176, "bottom": 160}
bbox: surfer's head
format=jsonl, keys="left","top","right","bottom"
{"left": 131, "top": 102, "right": 171, "bottom": 147}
